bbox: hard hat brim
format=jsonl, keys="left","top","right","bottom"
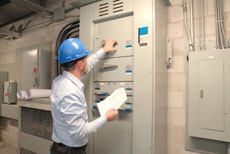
{"left": 86, "top": 50, "right": 93, "bottom": 55}
{"left": 58, "top": 50, "right": 93, "bottom": 63}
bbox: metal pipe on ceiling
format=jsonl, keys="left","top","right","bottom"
{"left": 10, "top": 0, "right": 53, "bottom": 17}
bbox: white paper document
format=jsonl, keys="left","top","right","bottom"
{"left": 97, "top": 88, "right": 127, "bottom": 116}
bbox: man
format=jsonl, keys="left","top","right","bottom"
{"left": 50, "top": 38, "right": 118, "bottom": 154}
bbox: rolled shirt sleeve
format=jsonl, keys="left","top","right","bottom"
{"left": 86, "top": 49, "right": 105, "bottom": 74}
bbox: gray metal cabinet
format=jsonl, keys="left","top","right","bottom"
{"left": 80, "top": 0, "right": 168, "bottom": 154}
{"left": 0, "top": 71, "right": 8, "bottom": 115}
{"left": 22, "top": 49, "right": 50, "bottom": 90}
{"left": 188, "top": 50, "right": 230, "bottom": 142}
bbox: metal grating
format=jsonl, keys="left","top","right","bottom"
{"left": 98, "top": 2, "right": 109, "bottom": 16}
{"left": 21, "top": 107, "right": 53, "bottom": 141}
{"left": 113, "top": 0, "right": 124, "bottom": 13}
{"left": 20, "top": 147, "right": 37, "bottom": 154}
{"left": 98, "top": 0, "right": 125, "bottom": 17}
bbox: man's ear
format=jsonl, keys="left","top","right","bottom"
{"left": 77, "top": 60, "right": 84, "bottom": 70}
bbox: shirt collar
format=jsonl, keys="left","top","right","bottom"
{"left": 63, "top": 71, "right": 85, "bottom": 91}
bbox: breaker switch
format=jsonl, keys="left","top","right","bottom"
{"left": 101, "top": 63, "right": 118, "bottom": 69}
{"left": 101, "top": 40, "right": 118, "bottom": 47}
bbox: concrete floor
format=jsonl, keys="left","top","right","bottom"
{"left": 0, "top": 147, "right": 17, "bottom": 154}
{"left": 0, "top": 142, "right": 17, "bottom": 154}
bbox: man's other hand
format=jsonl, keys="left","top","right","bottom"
{"left": 105, "top": 108, "right": 118, "bottom": 121}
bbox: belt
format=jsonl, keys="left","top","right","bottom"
{"left": 52, "top": 142, "right": 87, "bottom": 153}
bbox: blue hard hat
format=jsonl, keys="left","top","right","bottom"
{"left": 58, "top": 38, "right": 92, "bottom": 63}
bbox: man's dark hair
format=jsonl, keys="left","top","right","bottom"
{"left": 61, "top": 56, "right": 86, "bottom": 69}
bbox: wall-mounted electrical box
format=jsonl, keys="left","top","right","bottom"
{"left": 0, "top": 71, "right": 8, "bottom": 115}
{"left": 21, "top": 49, "right": 50, "bottom": 90}
{"left": 188, "top": 49, "right": 230, "bottom": 142}
{"left": 0, "top": 72, "right": 8, "bottom": 102}
{"left": 4, "top": 80, "right": 17, "bottom": 104}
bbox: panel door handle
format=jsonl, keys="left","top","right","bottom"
{"left": 200, "top": 90, "right": 204, "bottom": 98}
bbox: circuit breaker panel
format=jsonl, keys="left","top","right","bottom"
{"left": 188, "top": 50, "right": 230, "bottom": 142}
{"left": 92, "top": 15, "right": 134, "bottom": 154}
{"left": 80, "top": 0, "right": 168, "bottom": 154}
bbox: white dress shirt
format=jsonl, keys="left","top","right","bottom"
{"left": 51, "top": 49, "right": 107, "bottom": 147}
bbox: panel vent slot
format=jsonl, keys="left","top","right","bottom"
{"left": 113, "top": 0, "right": 124, "bottom": 13}
{"left": 20, "top": 148, "right": 37, "bottom": 154}
{"left": 99, "top": 2, "right": 109, "bottom": 17}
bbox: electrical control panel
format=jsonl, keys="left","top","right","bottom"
{"left": 93, "top": 82, "right": 133, "bottom": 111}
{"left": 93, "top": 57, "right": 133, "bottom": 81}
{"left": 188, "top": 50, "right": 230, "bottom": 142}
{"left": 4, "top": 80, "right": 17, "bottom": 104}
{"left": 94, "top": 16, "right": 133, "bottom": 58}
{"left": 94, "top": 82, "right": 133, "bottom": 95}
{"left": 80, "top": 0, "right": 168, "bottom": 154}
{"left": 91, "top": 6, "right": 134, "bottom": 154}
{"left": 21, "top": 49, "right": 50, "bottom": 90}
{"left": 0, "top": 72, "right": 8, "bottom": 104}
{"left": 0, "top": 71, "right": 8, "bottom": 116}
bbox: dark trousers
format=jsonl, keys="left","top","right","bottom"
{"left": 50, "top": 142, "right": 87, "bottom": 154}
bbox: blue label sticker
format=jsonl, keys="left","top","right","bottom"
{"left": 139, "top": 26, "right": 148, "bottom": 35}
{"left": 126, "top": 70, "right": 132, "bottom": 73}
{"left": 126, "top": 45, "right": 133, "bottom": 48}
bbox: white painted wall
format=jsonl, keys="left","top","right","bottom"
{"left": 167, "top": 0, "right": 230, "bottom": 154}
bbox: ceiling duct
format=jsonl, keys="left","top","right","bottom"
{"left": 71, "top": 0, "right": 171, "bottom": 8}
{"left": 0, "top": 0, "right": 56, "bottom": 39}
{"left": 70, "top": 0, "right": 102, "bottom": 8}
{"left": 10, "top": 0, "right": 53, "bottom": 17}
{"left": 0, "top": 29, "right": 20, "bottom": 40}
{"left": 0, "top": 0, "right": 44, "bottom": 27}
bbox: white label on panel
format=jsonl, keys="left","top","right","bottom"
{"left": 208, "top": 56, "right": 214, "bottom": 59}
{"left": 140, "top": 35, "right": 149, "bottom": 44}
{"left": 126, "top": 40, "right": 133, "bottom": 49}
